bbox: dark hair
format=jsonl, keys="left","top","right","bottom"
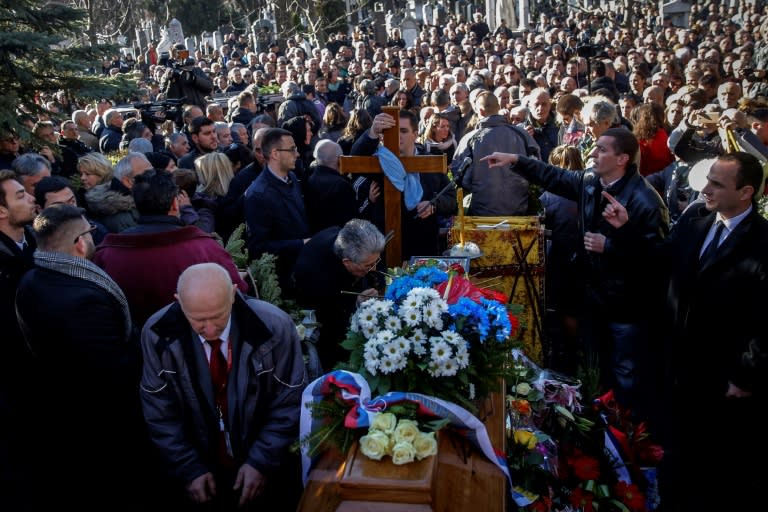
{"left": 32, "top": 204, "right": 85, "bottom": 251}
{"left": 131, "top": 169, "right": 178, "bottom": 215}
{"left": 145, "top": 151, "right": 174, "bottom": 170}
{"left": 0, "top": 169, "right": 20, "bottom": 208}
{"left": 601, "top": 127, "right": 639, "bottom": 163}
{"left": 224, "top": 142, "right": 254, "bottom": 169}
{"left": 189, "top": 116, "right": 215, "bottom": 136}
{"left": 172, "top": 168, "right": 198, "bottom": 197}
{"left": 399, "top": 108, "right": 419, "bottom": 132}
{"left": 261, "top": 127, "right": 294, "bottom": 157}
{"left": 720, "top": 152, "right": 764, "bottom": 197}
{"left": 34, "top": 176, "right": 73, "bottom": 208}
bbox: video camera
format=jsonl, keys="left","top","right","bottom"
{"left": 132, "top": 97, "right": 186, "bottom": 129}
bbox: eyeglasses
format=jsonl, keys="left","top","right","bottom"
{"left": 73, "top": 223, "right": 97, "bottom": 244}
{"left": 360, "top": 256, "right": 381, "bottom": 272}
{"left": 275, "top": 146, "right": 298, "bottom": 153}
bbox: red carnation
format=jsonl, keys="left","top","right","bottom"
{"left": 615, "top": 481, "right": 647, "bottom": 511}
{"left": 569, "top": 487, "right": 596, "bottom": 512}
{"left": 571, "top": 455, "right": 601, "bottom": 481}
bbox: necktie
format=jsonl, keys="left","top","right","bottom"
{"left": 207, "top": 339, "right": 233, "bottom": 467}
{"left": 700, "top": 220, "right": 725, "bottom": 265}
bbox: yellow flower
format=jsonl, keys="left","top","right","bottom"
{"left": 393, "top": 419, "right": 420, "bottom": 444}
{"left": 359, "top": 431, "right": 391, "bottom": 460}
{"left": 413, "top": 431, "right": 438, "bottom": 460}
{"left": 371, "top": 412, "right": 398, "bottom": 434}
{"left": 513, "top": 429, "right": 538, "bottom": 449}
{"left": 391, "top": 441, "right": 416, "bottom": 465}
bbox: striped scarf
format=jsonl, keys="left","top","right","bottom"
{"left": 33, "top": 250, "right": 132, "bottom": 340}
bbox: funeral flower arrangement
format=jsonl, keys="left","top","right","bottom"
{"left": 358, "top": 411, "right": 439, "bottom": 464}
{"left": 340, "top": 260, "right": 521, "bottom": 411}
{"left": 505, "top": 351, "right": 664, "bottom": 512}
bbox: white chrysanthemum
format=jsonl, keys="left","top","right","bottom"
{"left": 440, "top": 359, "right": 459, "bottom": 377}
{"left": 357, "top": 308, "right": 377, "bottom": 330}
{"left": 381, "top": 340, "right": 401, "bottom": 358}
{"left": 364, "top": 352, "right": 380, "bottom": 374}
{"left": 441, "top": 330, "right": 462, "bottom": 345}
{"left": 379, "top": 357, "right": 399, "bottom": 374}
{"left": 415, "top": 287, "right": 441, "bottom": 302}
{"left": 455, "top": 349, "right": 470, "bottom": 368}
{"left": 350, "top": 317, "right": 360, "bottom": 332}
{"left": 412, "top": 328, "right": 426, "bottom": 343}
{"left": 430, "top": 339, "right": 452, "bottom": 364}
{"left": 385, "top": 353, "right": 407, "bottom": 372}
{"left": 399, "top": 306, "right": 422, "bottom": 327}
{"left": 394, "top": 336, "right": 411, "bottom": 353}
{"left": 422, "top": 302, "right": 444, "bottom": 329}
{"left": 402, "top": 291, "right": 423, "bottom": 309}
{"left": 384, "top": 315, "right": 402, "bottom": 332}
{"left": 372, "top": 299, "right": 394, "bottom": 314}
{"left": 412, "top": 338, "right": 427, "bottom": 356}
{"left": 375, "top": 329, "right": 395, "bottom": 344}
{"left": 362, "top": 324, "right": 378, "bottom": 339}
{"left": 427, "top": 360, "right": 441, "bottom": 377}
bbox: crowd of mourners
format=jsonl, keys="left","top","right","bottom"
{"left": 2, "top": 1, "right": 768, "bottom": 510}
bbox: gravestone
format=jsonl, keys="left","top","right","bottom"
{"left": 661, "top": 1, "right": 691, "bottom": 27}
{"left": 167, "top": 18, "right": 185, "bottom": 46}
{"left": 401, "top": 16, "right": 419, "bottom": 48}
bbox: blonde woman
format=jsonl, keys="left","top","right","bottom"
{"left": 193, "top": 152, "right": 236, "bottom": 238}
{"left": 77, "top": 152, "right": 113, "bottom": 191}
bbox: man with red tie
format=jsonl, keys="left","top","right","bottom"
{"left": 140, "top": 263, "right": 307, "bottom": 510}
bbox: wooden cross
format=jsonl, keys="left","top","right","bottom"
{"left": 339, "top": 106, "right": 447, "bottom": 266}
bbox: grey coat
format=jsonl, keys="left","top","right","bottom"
{"left": 453, "top": 114, "right": 540, "bottom": 216}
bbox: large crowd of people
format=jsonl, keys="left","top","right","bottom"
{"left": 2, "top": 1, "right": 768, "bottom": 509}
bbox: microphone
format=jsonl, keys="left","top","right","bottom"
{"left": 454, "top": 156, "right": 472, "bottom": 185}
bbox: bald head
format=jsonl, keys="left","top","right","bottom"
{"left": 176, "top": 263, "right": 237, "bottom": 341}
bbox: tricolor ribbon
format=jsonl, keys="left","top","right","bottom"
{"left": 299, "top": 370, "right": 526, "bottom": 502}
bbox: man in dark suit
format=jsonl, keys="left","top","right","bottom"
{"left": 602, "top": 151, "right": 768, "bottom": 510}
{"left": 304, "top": 139, "right": 357, "bottom": 234}
{"left": 15, "top": 204, "right": 154, "bottom": 508}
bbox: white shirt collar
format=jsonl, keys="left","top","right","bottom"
{"left": 716, "top": 204, "right": 752, "bottom": 234}
{"left": 197, "top": 315, "right": 233, "bottom": 354}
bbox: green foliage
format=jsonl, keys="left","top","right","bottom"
{"left": 224, "top": 223, "right": 249, "bottom": 270}
{"left": 317, "top": 0, "right": 347, "bottom": 38}
{"left": 0, "top": 1, "right": 137, "bottom": 137}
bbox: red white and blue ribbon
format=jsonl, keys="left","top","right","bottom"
{"left": 299, "top": 370, "right": 513, "bottom": 493}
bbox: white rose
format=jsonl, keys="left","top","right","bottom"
{"left": 370, "top": 412, "right": 397, "bottom": 434}
{"left": 359, "top": 431, "right": 391, "bottom": 461}
{"left": 515, "top": 382, "right": 531, "bottom": 396}
{"left": 413, "top": 431, "right": 438, "bottom": 460}
{"left": 391, "top": 441, "right": 416, "bottom": 465}
{"left": 393, "top": 419, "right": 420, "bottom": 445}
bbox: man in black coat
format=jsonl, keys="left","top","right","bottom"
{"left": 15, "top": 204, "right": 157, "bottom": 509}
{"left": 603, "top": 152, "right": 768, "bottom": 510}
{"left": 0, "top": 170, "right": 37, "bottom": 507}
{"left": 482, "top": 128, "right": 669, "bottom": 419}
{"left": 351, "top": 109, "right": 456, "bottom": 263}
{"left": 305, "top": 139, "right": 358, "bottom": 234}
{"left": 293, "top": 219, "right": 384, "bottom": 370}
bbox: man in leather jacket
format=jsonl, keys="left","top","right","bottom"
{"left": 482, "top": 128, "right": 669, "bottom": 420}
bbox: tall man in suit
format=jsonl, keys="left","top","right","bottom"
{"left": 601, "top": 151, "right": 768, "bottom": 510}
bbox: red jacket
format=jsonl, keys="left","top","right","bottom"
{"left": 94, "top": 225, "right": 248, "bottom": 327}
{"left": 638, "top": 128, "right": 673, "bottom": 177}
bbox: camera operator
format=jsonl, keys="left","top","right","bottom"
{"left": 159, "top": 43, "right": 212, "bottom": 111}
